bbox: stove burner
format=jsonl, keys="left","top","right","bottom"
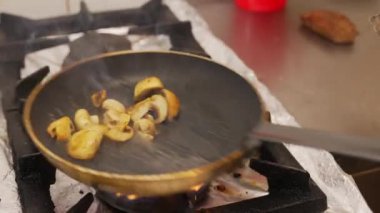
{"left": 96, "top": 184, "right": 209, "bottom": 213}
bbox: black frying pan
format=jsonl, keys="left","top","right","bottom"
{"left": 24, "top": 51, "right": 262, "bottom": 196}
{"left": 23, "top": 51, "right": 380, "bottom": 196}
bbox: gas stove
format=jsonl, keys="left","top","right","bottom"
{"left": 0, "top": 1, "right": 327, "bottom": 212}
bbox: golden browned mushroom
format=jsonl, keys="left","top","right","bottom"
{"left": 130, "top": 98, "right": 152, "bottom": 122}
{"left": 136, "top": 132, "right": 154, "bottom": 141}
{"left": 102, "top": 99, "right": 125, "bottom": 113}
{"left": 104, "top": 126, "right": 134, "bottom": 142}
{"left": 91, "top": 89, "right": 107, "bottom": 107}
{"left": 85, "top": 124, "right": 108, "bottom": 134}
{"left": 134, "top": 118, "right": 155, "bottom": 141}
{"left": 90, "top": 115, "right": 99, "bottom": 124}
{"left": 161, "top": 89, "right": 180, "bottom": 121}
{"left": 134, "top": 118, "right": 156, "bottom": 136}
{"left": 46, "top": 116, "right": 74, "bottom": 141}
{"left": 134, "top": 76, "right": 164, "bottom": 102}
{"left": 74, "top": 109, "right": 96, "bottom": 130}
{"left": 150, "top": 94, "right": 168, "bottom": 124}
{"left": 131, "top": 95, "right": 168, "bottom": 124}
{"left": 103, "top": 110, "right": 131, "bottom": 130}
{"left": 143, "top": 114, "right": 155, "bottom": 122}
{"left": 67, "top": 129, "right": 103, "bottom": 160}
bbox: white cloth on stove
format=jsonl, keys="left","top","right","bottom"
{"left": 0, "top": 94, "right": 20, "bottom": 213}
{"left": 20, "top": 44, "right": 70, "bottom": 80}
{"left": 50, "top": 170, "right": 96, "bottom": 213}
{"left": 20, "top": 27, "right": 171, "bottom": 79}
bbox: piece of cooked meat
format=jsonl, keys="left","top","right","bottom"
{"left": 300, "top": 10, "right": 358, "bottom": 44}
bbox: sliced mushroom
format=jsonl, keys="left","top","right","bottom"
{"left": 134, "top": 118, "right": 156, "bottom": 141}
{"left": 134, "top": 76, "right": 164, "bottom": 102}
{"left": 130, "top": 98, "right": 152, "bottom": 122}
{"left": 134, "top": 118, "right": 156, "bottom": 136}
{"left": 131, "top": 95, "right": 168, "bottom": 124}
{"left": 103, "top": 110, "right": 130, "bottom": 130}
{"left": 105, "top": 126, "right": 134, "bottom": 142}
{"left": 150, "top": 94, "right": 168, "bottom": 124}
{"left": 75, "top": 109, "right": 93, "bottom": 130}
{"left": 161, "top": 89, "right": 180, "bottom": 121}
{"left": 137, "top": 132, "right": 154, "bottom": 141}
{"left": 85, "top": 124, "right": 108, "bottom": 134}
{"left": 143, "top": 114, "right": 155, "bottom": 122}
{"left": 102, "top": 99, "right": 125, "bottom": 113}
{"left": 67, "top": 129, "right": 103, "bottom": 160}
{"left": 47, "top": 116, "right": 74, "bottom": 141}
{"left": 90, "top": 115, "right": 99, "bottom": 124}
{"left": 91, "top": 89, "right": 107, "bottom": 107}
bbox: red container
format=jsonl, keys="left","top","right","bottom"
{"left": 235, "top": 0, "right": 286, "bottom": 12}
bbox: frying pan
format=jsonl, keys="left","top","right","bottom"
{"left": 23, "top": 50, "right": 380, "bottom": 197}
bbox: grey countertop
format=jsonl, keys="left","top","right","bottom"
{"left": 189, "top": 0, "right": 380, "bottom": 138}
{"left": 188, "top": 2, "right": 380, "bottom": 210}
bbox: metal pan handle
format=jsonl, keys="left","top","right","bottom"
{"left": 253, "top": 122, "right": 380, "bottom": 162}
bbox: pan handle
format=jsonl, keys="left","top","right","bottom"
{"left": 253, "top": 122, "right": 380, "bottom": 162}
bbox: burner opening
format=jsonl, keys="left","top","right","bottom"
{"left": 96, "top": 184, "right": 209, "bottom": 212}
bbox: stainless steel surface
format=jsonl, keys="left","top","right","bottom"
{"left": 190, "top": 0, "right": 380, "bottom": 138}
{"left": 254, "top": 123, "right": 380, "bottom": 161}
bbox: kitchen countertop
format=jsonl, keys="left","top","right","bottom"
{"left": 189, "top": 0, "right": 380, "bottom": 138}
{"left": 188, "top": 0, "right": 380, "bottom": 211}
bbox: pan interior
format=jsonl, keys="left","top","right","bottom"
{"left": 29, "top": 52, "right": 261, "bottom": 174}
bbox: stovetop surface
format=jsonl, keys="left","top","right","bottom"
{"left": 0, "top": 1, "right": 327, "bottom": 212}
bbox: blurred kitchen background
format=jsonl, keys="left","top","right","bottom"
{"left": 189, "top": 1, "right": 380, "bottom": 211}
{"left": 0, "top": 0, "right": 379, "bottom": 211}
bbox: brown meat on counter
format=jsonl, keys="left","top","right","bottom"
{"left": 300, "top": 10, "right": 358, "bottom": 44}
